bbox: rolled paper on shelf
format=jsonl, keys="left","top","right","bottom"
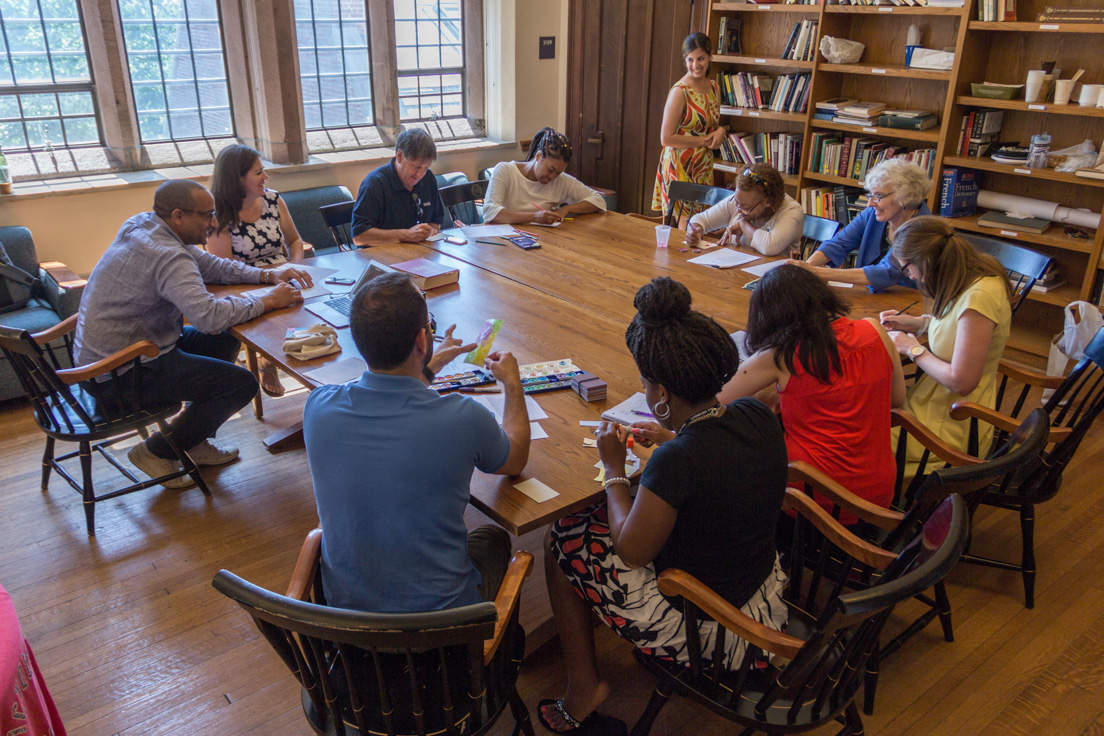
{"left": 976, "top": 190, "right": 1100, "bottom": 230}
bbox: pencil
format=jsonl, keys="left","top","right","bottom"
{"left": 476, "top": 238, "right": 507, "bottom": 245}
{"left": 890, "top": 299, "right": 920, "bottom": 317}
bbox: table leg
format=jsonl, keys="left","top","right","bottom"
{"left": 244, "top": 346, "right": 264, "bottom": 419}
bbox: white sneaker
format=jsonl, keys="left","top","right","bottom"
{"left": 187, "top": 439, "right": 240, "bottom": 466}
{"left": 127, "top": 442, "right": 194, "bottom": 489}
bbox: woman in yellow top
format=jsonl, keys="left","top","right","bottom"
{"left": 880, "top": 216, "right": 1012, "bottom": 474}
{"left": 652, "top": 32, "right": 725, "bottom": 220}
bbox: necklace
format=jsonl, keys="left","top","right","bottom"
{"left": 679, "top": 404, "right": 723, "bottom": 434}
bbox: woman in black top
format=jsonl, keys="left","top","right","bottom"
{"left": 539, "top": 277, "right": 789, "bottom": 735}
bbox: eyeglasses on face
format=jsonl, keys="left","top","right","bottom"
{"left": 867, "top": 190, "right": 895, "bottom": 204}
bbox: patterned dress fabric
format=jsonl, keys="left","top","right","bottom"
{"left": 230, "top": 189, "right": 288, "bottom": 267}
{"left": 652, "top": 80, "right": 720, "bottom": 216}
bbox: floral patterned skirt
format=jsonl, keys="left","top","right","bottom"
{"left": 550, "top": 503, "right": 788, "bottom": 669}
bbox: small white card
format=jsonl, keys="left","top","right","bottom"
{"left": 530, "top": 422, "right": 549, "bottom": 440}
{"left": 741, "top": 259, "right": 788, "bottom": 277}
{"left": 514, "top": 478, "right": 559, "bottom": 503}
{"left": 827, "top": 281, "right": 854, "bottom": 288}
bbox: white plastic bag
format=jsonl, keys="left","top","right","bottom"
{"left": 819, "top": 37, "right": 864, "bottom": 64}
{"left": 1051, "top": 139, "right": 1098, "bottom": 172}
{"left": 1044, "top": 301, "right": 1104, "bottom": 400}
{"left": 908, "top": 48, "right": 955, "bottom": 70}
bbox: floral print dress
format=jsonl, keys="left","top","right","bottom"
{"left": 230, "top": 189, "right": 288, "bottom": 266}
{"left": 652, "top": 80, "right": 720, "bottom": 217}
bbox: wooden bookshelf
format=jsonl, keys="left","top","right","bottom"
{"left": 716, "top": 161, "right": 801, "bottom": 187}
{"left": 809, "top": 118, "right": 941, "bottom": 142}
{"left": 817, "top": 63, "right": 953, "bottom": 81}
{"left": 826, "top": 5, "right": 966, "bottom": 16}
{"left": 942, "top": 156, "right": 1104, "bottom": 189}
{"left": 714, "top": 54, "right": 816, "bottom": 69}
{"left": 956, "top": 97, "right": 1104, "bottom": 119}
{"left": 713, "top": 2, "right": 822, "bottom": 12}
{"left": 968, "top": 21, "right": 1104, "bottom": 33}
{"left": 802, "top": 170, "right": 865, "bottom": 187}
{"left": 720, "top": 106, "right": 806, "bottom": 122}
{"left": 947, "top": 212, "right": 1098, "bottom": 254}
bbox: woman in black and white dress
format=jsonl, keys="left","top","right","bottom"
{"left": 208, "top": 144, "right": 312, "bottom": 395}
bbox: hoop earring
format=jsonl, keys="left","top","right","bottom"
{"left": 652, "top": 400, "right": 671, "bottom": 421}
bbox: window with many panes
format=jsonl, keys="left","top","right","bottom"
{"left": 295, "top": 0, "right": 373, "bottom": 131}
{"left": 394, "top": 0, "right": 464, "bottom": 124}
{"left": 0, "top": 0, "right": 100, "bottom": 152}
{"left": 118, "top": 0, "right": 233, "bottom": 143}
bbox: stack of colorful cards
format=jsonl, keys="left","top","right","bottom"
{"left": 570, "top": 372, "right": 607, "bottom": 402}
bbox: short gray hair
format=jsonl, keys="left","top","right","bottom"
{"left": 396, "top": 128, "right": 437, "bottom": 163}
{"left": 864, "top": 158, "right": 931, "bottom": 210}
{"left": 153, "top": 179, "right": 208, "bottom": 219}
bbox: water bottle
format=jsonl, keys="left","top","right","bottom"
{"left": 1025, "top": 134, "right": 1051, "bottom": 170}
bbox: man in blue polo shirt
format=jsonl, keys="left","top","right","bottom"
{"left": 303, "top": 272, "right": 531, "bottom": 613}
{"left": 351, "top": 128, "right": 449, "bottom": 246}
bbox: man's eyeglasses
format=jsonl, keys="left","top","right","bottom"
{"left": 178, "top": 208, "right": 215, "bottom": 219}
{"left": 734, "top": 198, "right": 764, "bottom": 215}
{"left": 867, "top": 190, "right": 895, "bottom": 204}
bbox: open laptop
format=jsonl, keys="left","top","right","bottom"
{"left": 305, "top": 260, "right": 396, "bottom": 328}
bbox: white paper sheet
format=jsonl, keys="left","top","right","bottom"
{"left": 303, "top": 356, "right": 366, "bottom": 386}
{"left": 729, "top": 330, "right": 753, "bottom": 363}
{"left": 601, "top": 392, "right": 654, "bottom": 425}
{"left": 514, "top": 478, "right": 559, "bottom": 503}
{"left": 687, "top": 248, "right": 759, "bottom": 269}
{"left": 273, "top": 264, "right": 339, "bottom": 279}
{"left": 530, "top": 422, "right": 549, "bottom": 440}
{"left": 471, "top": 394, "right": 549, "bottom": 424}
{"left": 741, "top": 259, "right": 788, "bottom": 277}
{"left": 244, "top": 282, "right": 333, "bottom": 300}
{"left": 452, "top": 224, "right": 519, "bottom": 239}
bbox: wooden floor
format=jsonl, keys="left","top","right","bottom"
{"left": 1, "top": 371, "right": 1103, "bottom": 735}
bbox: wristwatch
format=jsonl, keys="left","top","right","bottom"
{"left": 909, "top": 344, "right": 926, "bottom": 359}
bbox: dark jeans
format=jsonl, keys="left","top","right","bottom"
{"left": 102, "top": 328, "right": 258, "bottom": 459}
{"left": 467, "top": 525, "right": 512, "bottom": 602}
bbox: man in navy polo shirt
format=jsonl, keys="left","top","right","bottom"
{"left": 351, "top": 128, "right": 449, "bottom": 246}
{"left": 303, "top": 272, "right": 531, "bottom": 613}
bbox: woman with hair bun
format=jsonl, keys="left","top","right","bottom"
{"left": 719, "top": 264, "right": 905, "bottom": 523}
{"left": 685, "top": 162, "right": 805, "bottom": 255}
{"left": 482, "top": 127, "right": 607, "bottom": 225}
{"left": 538, "top": 277, "right": 789, "bottom": 734}
{"left": 652, "top": 32, "right": 725, "bottom": 220}
{"left": 880, "top": 215, "right": 1012, "bottom": 471}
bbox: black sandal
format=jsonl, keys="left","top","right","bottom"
{"left": 536, "top": 699, "right": 627, "bottom": 736}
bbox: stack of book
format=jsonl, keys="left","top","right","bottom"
{"left": 719, "top": 132, "right": 803, "bottom": 175}
{"left": 813, "top": 98, "right": 856, "bottom": 119}
{"left": 767, "top": 72, "right": 812, "bottom": 113}
{"left": 956, "top": 109, "right": 1005, "bottom": 156}
{"left": 1037, "top": 6, "right": 1104, "bottom": 21}
{"left": 977, "top": 0, "right": 1017, "bottom": 20}
{"left": 718, "top": 17, "right": 742, "bottom": 55}
{"left": 718, "top": 71, "right": 774, "bottom": 109}
{"left": 781, "top": 20, "right": 819, "bottom": 61}
{"left": 831, "top": 102, "right": 886, "bottom": 127}
{"left": 1013, "top": 264, "right": 1065, "bottom": 294}
{"left": 977, "top": 210, "right": 1051, "bottom": 234}
{"left": 879, "top": 109, "right": 938, "bottom": 131}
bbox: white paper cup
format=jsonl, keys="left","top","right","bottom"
{"left": 1097, "top": 86, "right": 1104, "bottom": 108}
{"left": 1080, "top": 84, "right": 1103, "bottom": 106}
{"left": 1054, "top": 79, "right": 1074, "bottom": 105}
{"left": 655, "top": 225, "right": 671, "bottom": 249}
{"left": 1024, "top": 70, "right": 1046, "bottom": 103}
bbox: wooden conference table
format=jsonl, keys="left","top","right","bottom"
{"left": 216, "top": 212, "right": 917, "bottom": 536}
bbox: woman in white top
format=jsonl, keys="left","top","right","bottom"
{"left": 685, "top": 163, "right": 804, "bottom": 256}
{"left": 483, "top": 127, "right": 607, "bottom": 225}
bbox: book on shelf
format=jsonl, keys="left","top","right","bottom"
{"left": 1012, "top": 264, "right": 1065, "bottom": 293}
{"left": 800, "top": 185, "right": 864, "bottom": 228}
{"left": 766, "top": 72, "right": 811, "bottom": 113}
{"left": 927, "top": 0, "right": 965, "bottom": 6}
{"left": 782, "top": 20, "right": 818, "bottom": 62}
{"left": 957, "top": 110, "right": 1005, "bottom": 156}
{"left": 1075, "top": 168, "right": 1104, "bottom": 181}
{"left": 720, "top": 131, "right": 803, "bottom": 175}
{"left": 840, "top": 102, "right": 886, "bottom": 118}
{"left": 976, "top": 210, "right": 1051, "bottom": 234}
{"left": 815, "top": 97, "right": 857, "bottom": 112}
{"left": 978, "top": 0, "right": 1017, "bottom": 21}
{"left": 939, "top": 168, "right": 980, "bottom": 217}
{"left": 718, "top": 17, "right": 743, "bottom": 55}
{"left": 717, "top": 71, "right": 775, "bottom": 109}
{"left": 879, "top": 113, "right": 938, "bottom": 131}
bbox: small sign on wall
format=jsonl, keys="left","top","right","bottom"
{"left": 539, "top": 36, "right": 556, "bottom": 60}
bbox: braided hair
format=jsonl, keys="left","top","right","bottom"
{"left": 525, "top": 127, "right": 573, "bottom": 163}
{"left": 625, "top": 278, "right": 739, "bottom": 404}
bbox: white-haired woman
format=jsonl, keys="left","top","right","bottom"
{"left": 789, "top": 158, "right": 931, "bottom": 293}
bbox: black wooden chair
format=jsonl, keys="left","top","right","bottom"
{"left": 281, "top": 186, "right": 354, "bottom": 258}
{"left": 949, "top": 325, "right": 1104, "bottom": 609}
{"left": 440, "top": 179, "right": 489, "bottom": 226}
{"left": 213, "top": 529, "right": 536, "bottom": 736}
{"left": 789, "top": 407, "right": 1049, "bottom": 714}
{"left": 319, "top": 201, "right": 356, "bottom": 251}
{"left": 663, "top": 181, "right": 731, "bottom": 227}
{"left": 0, "top": 315, "right": 208, "bottom": 535}
{"left": 794, "top": 215, "right": 841, "bottom": 260}
{"left": 960, "top": 232, "right": 1053, "bottom": 316}
{"left": 629, "top": 491, "right": 968, "bottom": 736}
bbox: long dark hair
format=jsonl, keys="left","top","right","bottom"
{"left": 525, "top": 127, "right": 573, "bottom": 163}
{"left": 211, "top": 144, "right": 261, "bottom": 233}
{"left": 625, "top": 277, "right": 738, "bottom": 404}
{"left": 746, "top": 265, "right": 850, "bottom": 384}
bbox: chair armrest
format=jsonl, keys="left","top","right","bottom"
{"left": 782, "top": 489, "right": 899, "bottom": 570}
{"left": 891, "top": 409, "right": 979, "bottom": 467}
{"left": 787, "top": 462, "right": 904, "bottom": 532}
{"left": 484, "top": 551, "right": 534, "bottom": 665}
{"left": 31, "top": 314, "right": 77, "bottom": 346}
{"left": 54, "top": 340, "right": 159, "bottom": 384}
{"left": 626, "top": 213, "right": 662, "bottom": 224}
{"left": 949, "top": 401, "right": 1071, "bottom": 445}
{"left": 998, "top": 358, "right": 1065, "bottom": 390}
{"left": 656, "top": 568, "right": 804, "bottom": 660}
{"left": 40, "top": 261, "right": 87, "bottom": 290}
{"left": 39, "top": 262, "right": 86, "bottom": 319}
{"left": 286, "top": 528, "right": 323, "bottom": 601}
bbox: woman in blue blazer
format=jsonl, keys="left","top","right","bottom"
{"left": 792, "top": 158, "right": 931, "bottom": 292}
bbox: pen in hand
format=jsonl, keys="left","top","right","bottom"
{"left": 882, "top": 299, "right": 919, "bottom": 325}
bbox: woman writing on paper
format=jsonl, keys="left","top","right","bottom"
{"left": 715, "top": 264, "right": 905, "bottom": 523}
{"left": 208, "top": 144, "right": 312, "bottom": 396}
{"left": 880, "top": 216, "right": 1012, "bottom": 475}
{"left": 653, "top": 32, "right": 725, "bottom": 221}
{"left": 790, "top": 157, "right": 931, "bottom": 292}
{"left": 482, "top": 127, "right": 607, "bottom": 226}
{"left": 684, "top": 163, "right": 804, "bottom": 255}
{"left": 539, "top": 277, "right": 788, "bottom": 734}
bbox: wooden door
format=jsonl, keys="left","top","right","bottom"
{"left": 566, "top": 0, "right": 704, "bottom": 214}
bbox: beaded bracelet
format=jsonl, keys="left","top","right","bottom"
{"left": 603, "top": 476, "right": 631, "bottom": 490}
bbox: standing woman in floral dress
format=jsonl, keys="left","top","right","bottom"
{"left": 653, "top": 32, "right": 725, "bottom": 222}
